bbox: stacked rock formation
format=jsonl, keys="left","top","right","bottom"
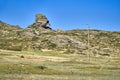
{"left": 35, "top": 14, "right": 51, "bottom": 29}
{"left": 28, "top": 14, "right": 51, "bottom": 30}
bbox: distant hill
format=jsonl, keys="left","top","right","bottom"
{"left": 0, "top": 14, "right": 120, "bottom": 56}
{"left": 0, "top": 21, "right": 21, "bottom": 30}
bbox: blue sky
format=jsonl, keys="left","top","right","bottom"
{"left": 0, "top": 0, "right": 120, "bottom": 31}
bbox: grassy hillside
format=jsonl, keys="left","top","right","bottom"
{"left": 0, "top": 20, "right": 120, "bottom": 80}
{"left": 0, "top": 21, "right": 119, "bottom": 56}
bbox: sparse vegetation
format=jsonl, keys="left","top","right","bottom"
{"left": 0, "top": 50, "right": 120, "bottom": 80}
{"left": 0, "top": 15, "right": 120, "bottom": 80}
{"left": 0, "top": 20, "right": 120, "bottom": 56}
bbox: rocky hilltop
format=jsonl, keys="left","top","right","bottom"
{"left": 28, "top": 14, "right": 51, "bottom": 29}
{"left": 0, "top": 14, "right": 120, "bottom": 56}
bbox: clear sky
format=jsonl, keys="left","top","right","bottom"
{"left": 0, "top": 0, "right": 120, "bottom": 31}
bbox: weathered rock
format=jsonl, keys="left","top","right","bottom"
{"left": 28, "top": 14, "right": 51, "bottom": 30}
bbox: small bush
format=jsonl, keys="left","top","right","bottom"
{"left": 32, "top": 36, "right": 39, "bottom": 41}
{"left": 37, "top": 66, "right": 47, "bottom": 70}
{"left": 48, "top": 42, "right": 57, "bottom": 49}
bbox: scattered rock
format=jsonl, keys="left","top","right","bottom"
{"left": 20, "top": 55, "right": 24, "bottom": 58}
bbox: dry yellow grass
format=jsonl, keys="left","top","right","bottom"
{"left": 0, "top": 50, "right": 120, "bottom": 80}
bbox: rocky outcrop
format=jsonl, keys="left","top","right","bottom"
{"left": 0, "top": 14, "right": 120, "bottom": 56}
{"left": 28, "top": 14, "right": 52, "bottom": 30}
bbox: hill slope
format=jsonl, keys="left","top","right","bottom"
{"left": 0, "top": 14, "right": 120, "bottom": 56}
